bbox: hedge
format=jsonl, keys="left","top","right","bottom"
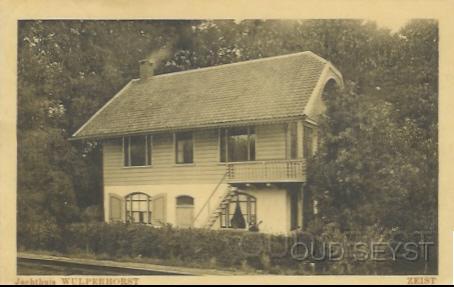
{"left": 18, "top": 222, "right": 318, "bottom": 274}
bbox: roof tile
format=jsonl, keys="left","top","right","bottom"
{"left": 73, "top": 51, "right": 328, "bottom": 139}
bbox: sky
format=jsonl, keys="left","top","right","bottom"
{"left": 233, "top": 18, "right": 411, "bottom": 33}
{"left": 368, "top": 17, "right": 410, "bottom": 33}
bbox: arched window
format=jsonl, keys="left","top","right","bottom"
{"left": 176, "top": 195, "right": 194, "bottom": 206}
{"left": 220, "top": 192, "right": 256, "bottom": 229}
{"left": 125, "top": 192, "right": 152, "bottom": 224}
{"left": 176, "top": 195, "right": 194, "bottom": 228}
{"left": 321, "top": 78, "right": 339, "bottom": 101}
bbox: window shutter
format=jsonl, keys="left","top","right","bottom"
{"left": 109, "top": 193, "right": 124, "bottom": 223}
{"left": 151, "top": 193, "right": 167, "bottom": 226}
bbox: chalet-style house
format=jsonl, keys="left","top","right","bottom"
{"left": 72, "top": 51, "right": 343, "bottom": 234}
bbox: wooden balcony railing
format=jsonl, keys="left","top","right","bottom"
{"left": 226, "top": 160, "right": 306, "bottom": 183}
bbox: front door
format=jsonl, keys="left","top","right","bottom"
{"left": 176, "top": 195, "right": 194, "bottom": 228}
{"left": 176, "top": 206, "right": 194, "bottom": 228}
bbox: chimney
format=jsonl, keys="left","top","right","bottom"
{"left": 139, "top": 59, "right": 155, "bottom": 80}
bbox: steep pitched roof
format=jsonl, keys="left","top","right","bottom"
{"left": 72, "top": 51, "right": 336, "bottom": 139}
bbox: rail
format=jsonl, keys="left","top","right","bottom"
{"left": 191, "top": 171, "right": 229, "bottom": 226}
{"left": 226, "top": 159, "right": 305, "bottom": 182}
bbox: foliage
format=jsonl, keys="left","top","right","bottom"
{"left": 19, "top": 220, "right": 436, "bottom": 275}
{"left": 305, "top": 20, "right": 438, "bottom": 274}
{"left": 18, "top": 20, "right": 196, "bottom": 228}
{"left": 19, "top": 222, "right": 315, "bottom": 274}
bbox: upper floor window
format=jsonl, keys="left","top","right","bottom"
{"left": 125, "top": 192, "right": 152, "bottom": 224}
{"left": 175, "top": 132, "right": 193, "bottom": 164}
{"left": 220, "top": 127, "right": 255, "bottom": 162}
{"left": 123, "top": 135, "right": 152, "bottom": 167}
{"left": 303, "top": 126, "right": 314, "bottom": 159}
{"left": 287, "top": 122, "right": 298, "bottom": 159}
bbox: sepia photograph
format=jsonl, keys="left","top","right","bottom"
{"left": 13, "top": 17, "right": 439, "bottom": 279}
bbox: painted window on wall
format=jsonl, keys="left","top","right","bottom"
{"left": 220, "top": 192, "right": 256, "bottom": 229}
{"left": 220, "top": 127, "right": 256, "bottom": 162}
{"left": 123, "top": 135, "right": 152, "bottom": 166}
{"left": 125, "top": 192, "right": 152, "bottom": 224}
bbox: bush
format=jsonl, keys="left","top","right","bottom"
{"left": 18, "top": 222, "right": 313, "bottom": 273}
{"left": 18, "top": 216, "right": 64, "bottom": 252}
{"left": 80, "top": 205, "right": 103, "bottom": 223}
{"left": 20, "top": 221, "right": 432, "bottom": 274}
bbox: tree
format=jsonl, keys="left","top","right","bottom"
{"left": 304, "top": 20, "right": 438, "bottom": 274}
{"left": 17, "top": 20, "right": 194, "bottom": 230}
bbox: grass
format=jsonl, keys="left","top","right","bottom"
{"left": 18, "top": 248, "right": 313, "bottom": 275}
{"left": 17, "top": 261, "right": 125, "bottom": 276}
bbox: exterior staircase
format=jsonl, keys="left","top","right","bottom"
{"left": 192, "top": 171, "right": 237, "bottom": 229}
{"left": 203, "top": 185, "right": 237, "bottom": 229}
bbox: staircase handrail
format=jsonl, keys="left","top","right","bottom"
{"left": 192, "top": 171, "right": 229, "bottom": 225}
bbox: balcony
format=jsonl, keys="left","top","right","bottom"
{"left": 226, "top": 160, "right": 306, "bottom": 183}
